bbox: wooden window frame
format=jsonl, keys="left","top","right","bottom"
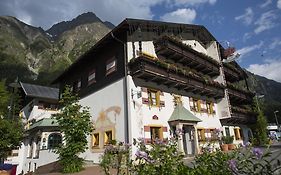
{"left": 234, "top": 128, "right": 241, "bottom": 140}
{"left": 197, "top": 129, "right": 205, "bottom": 142}
{"left": 88, "top": 69, "right": 96, "bottom": 85}
{"left": 206, "top": 102, "right": 214, "bottom": 114}
{"left": 225, "top": 127, "right": 230, "bottom": 137}
{"left": 191, "top": 99, "right": 201, "bottom": 112}
{"left": 173, "top": 95, "right": 182, "bottom": 106}
{"left": 104, "top": 130, "right": 113, "bottom": 145}
{"left": 106, "top": 58, "right": 117, "bottom": 76}
{"left": 92, "top": 132, "right": 100, "bottom": 148}
{"left": 147, "top": 89, "right": 160, "bottom": 107}
{"left": 150, "top": 127, "right": 163, "bottom": 142}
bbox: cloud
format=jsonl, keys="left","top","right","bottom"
{"left": 278, "top": 0, "right": 281, "bottom": 9}
{"left": 247, "top": 58, "right": 281, "bottom": 83}
{"left": 269, "top": 38, "right": 281, "bottom": 50}
{"left": 235, "top": 7, "right": 254, "bottom": 25}
{"left": 236, "top": 41, "right": 263, "bottom": 58}
{"left": 160, "top": 8, "right": 196, "bottom": 23}
{"left": 254, "top": 10, "right": 277, "bottom": 34}
{"left": 242, "top": 32, "right": 253, "bottom": 42}
{"left": 170, "top": 0, "right": 217, "bottom": 6}
{"left": 0, "top": 0, "right": 165, "bottom": 29}
{"left": 260, "top": 0, "right": 272, "bottom": 8}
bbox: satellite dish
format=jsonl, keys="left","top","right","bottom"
{"left": 222, "top": 52, "right": 241, "bottom": 63}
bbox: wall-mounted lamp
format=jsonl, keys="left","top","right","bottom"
{"left": 131, "top": 89, "right": 142, "bottom": 99}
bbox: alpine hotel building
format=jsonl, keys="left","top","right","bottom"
{"left": 52, "top": 19, "right": 256, "bottom": 163}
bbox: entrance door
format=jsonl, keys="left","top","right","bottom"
{"left": 183, "top": 125, "right": 195, "bottom": 155}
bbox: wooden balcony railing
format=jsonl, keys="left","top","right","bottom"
{"left": 220, "top": 106, "right": 256, "bottom": 125}
{"left": 223, "top": 62, "right": 245, "bottom": 82}
{"left": 227, "top": 83, "right": 255, "bottom": 104}
{"left": 128, "top": 55, "right": 225, "bottom": 99}
{"left": 154, "top": 35, "right": 220, "bottom": 77}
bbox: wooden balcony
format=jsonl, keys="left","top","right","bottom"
{"left": 128, "top": 55, "right": 225, "bottom": 99}
{"left": 220, "top": 106, "right": 257, "bottom": 125}
{"left": 223, "top": 63, "right": 245, "bottom": 82}
{"left": 227, "top": 83, "right": 255, "bottom": 104}
{"left": 154, "top": 36, "right": 220, "bottom": 77}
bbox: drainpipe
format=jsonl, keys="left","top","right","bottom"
{"left": 110, "top": 32, "right": 130, "bottom": 144}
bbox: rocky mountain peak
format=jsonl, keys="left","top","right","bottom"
{"left": 46, "top": 12, "right": 104, "bottom": 39}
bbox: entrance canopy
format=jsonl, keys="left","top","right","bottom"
{"left": 168, "top": 104, "right": 201, "bottom": 123}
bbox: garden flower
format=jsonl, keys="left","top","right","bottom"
{"left": 135, "top": 150, "right": 148, "bottom": 159}
{"left": 138, "top": 137, "right": 145, "bottom": 143}
{"left": 245, "top": 142, "right": 251, "bottom": 147}
{"left": 228, "top": 159, "right": 238, "bottom": 173}
{"left": 154, "top": 138, "right": 164, "bottom": 145}
{"left": 252, "top": 148, "right": 263, "bottom": 159}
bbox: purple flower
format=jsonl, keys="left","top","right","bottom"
{"left": 135, "top": 150, "right": 148, "bottom": 159}
{"left": 240, "top": 143, "right": 245, "bottom": 148}
{"left": 228, "top": 159, "right": 238, "bottom": 173}
{"left": 138, "top": 137, "right": 145, "bottom": 143}
{"left": 252, "top": 148, "right": 263, "bottom": 159}
{"left": 154, "top": 138, "right": 164, "bottom": 145}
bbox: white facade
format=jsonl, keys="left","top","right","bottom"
{"left": 79, "top": 78, "right": 126, "bottom": 163}
{"left": 5, "top": 98, "right": 60, "bottom": 175}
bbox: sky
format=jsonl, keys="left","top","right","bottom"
{"left": 0, "top": 0, "right": 281, "bottom": 82}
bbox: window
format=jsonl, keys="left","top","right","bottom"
{"left": 234, "top": 128, "right": 241, "bottom": 140}
{"left": 34, "top": 137, "right": 41, "bottom": 158}
{"left": 190, "top": 99, "right": 201, "bottom": 112}
{"left": 150, "top": 127, "right": 163, "bottom": 141}
{"left": 92, "top": 133, "right": 100, "bottom": 148}
{"left": 106, "top": 58, "right": 117, "bottom": 75}
{"left": 173, "top": 95, "right": 182, "bottom": 106}
{"left": 28, "top": 139, "right": 33, "bottom": 158}
{"left": 210, "top": 129, "right": 218, "bottom": 141}
{"left": 48, "top": 133, "right": 62, "bottom": 149}
{"left": 239, "top": 128, "right": 244, "bottom": 140}
{"left": 225, "top": 127, "right": 230, "bottom": 137}
{"left": 197, "top": 129, "right": 205, "bottom": 141}
{"left": 104, "top": 130, "right": 113, "bottom": 145}
{"left": 88, "top": 69, "right": 96, "bottom": 85}
{"left": 148, "top": 89, "right": 160, "bottom": 106}
{"left": 206, "top": 102, "right": 214, "bottom": 114}
{"left": 73, "top": 79, "right": 81, "bottom": 92}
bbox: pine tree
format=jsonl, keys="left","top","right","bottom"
{"left": 253, "top": 97, "right": 268, "bottom": 146}
{"left": 53, "top": 86, "right": 93, "bottom": 173}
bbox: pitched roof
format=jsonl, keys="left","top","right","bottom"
{"left": 28, "top": 118, "right": 58, "bottom": 131}
{"left": 52, "top": 18, "right": 218, "bottom": 84}
{"left": 168, "top": 104, "right": 201, "bottom": 123}
{"left": 20, "top": 82, "right": 59, "bottom": 100}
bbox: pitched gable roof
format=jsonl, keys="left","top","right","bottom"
{"left": 168, "top": 104, "right": 201, "bottom": 123}
{"left": 52, "top": 18, "right": 219, "bottom": 84}
{"left": 20, "top": 82, "right": 59, "bottom": 100}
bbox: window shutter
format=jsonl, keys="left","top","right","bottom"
{"left": 144, "top": 126, "right": 150, "bottom": 132}
{"left": 197, "top": 100, "right": 201, "bottom": 112}
{"left": 142, "top": 98, "right": 149, "bottom": 104}
{"left": 159, "top": 91, "right": 165, "bottom": 107}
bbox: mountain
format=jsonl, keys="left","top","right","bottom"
{"left": 46, "top": 12, "right": 106, "bottom": 40}
{"left": 0, "top": 12, "right": 112, "bottom": 84}
{"left": 245, "top": 71, "right": 281, "bottom": 123}
{"left": 0, "top": 12, "right": 280, "bottom": 122}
